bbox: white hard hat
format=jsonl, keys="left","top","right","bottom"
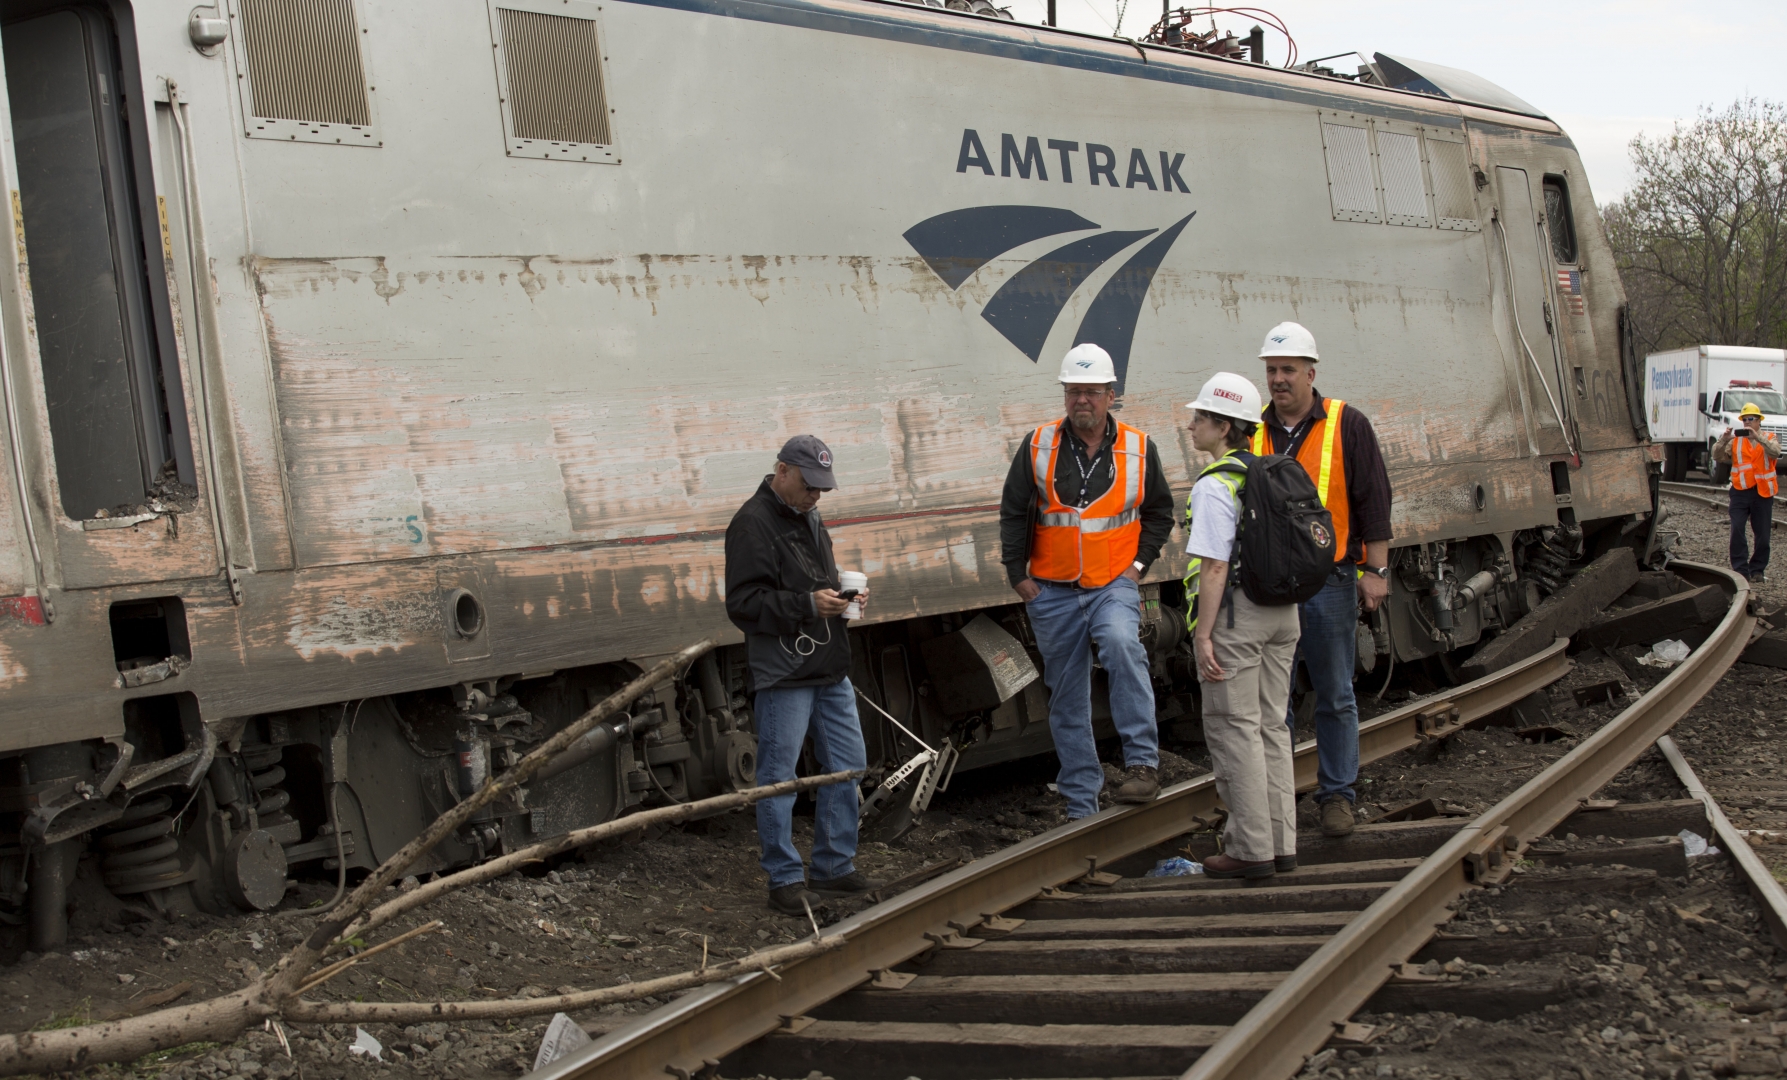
{"left": 1059, "top": 343, "right": 1117, "bottom": 384}
{"left": 1187, "top": 372, "right": 1263, "bottom": 424}
{"left": 1258, "top": 321, "right": 1319, "bottom": 360}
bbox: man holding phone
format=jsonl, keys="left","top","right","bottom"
{"left": 1714, "top": 402, "right": 1780, "bottom": 583}
{"left": 725, "top": 436, "right": 876, "bottom": 915}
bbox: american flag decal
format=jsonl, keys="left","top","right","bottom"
{"left": 1557, "top": 268, "right": 1585, "bottom": 314}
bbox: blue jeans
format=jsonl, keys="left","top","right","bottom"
{"left": 1027, "top": 576, "right": 1159, "bottom": 819}
{"left": 1284, "top": 567, "right": 1360, "bottom": 804}
{"left": 1730, "top": 487, "right": 1773, "bottom": 577}
{"left": 753, "top": 678, "right": 868, "bottom": 889}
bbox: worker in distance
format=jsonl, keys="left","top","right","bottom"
{"left": 1183, "top": 372, "right": 1303, "bottom": 878}
{"left": 1714, "top": 401, "right": 1779, "bottom": 583}
{"left": 724, "top": 435, "right": 879, "bottom": 915}
{"left": 1252, "top": 322, "right": 1394, "bottom": 838}
{"left": 998, "top": 343, "right": 1176, "bottom": 819}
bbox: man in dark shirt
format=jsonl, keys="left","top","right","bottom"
{"left": 725, "top": 435, "right": 875, "bottom": 915}
{"left": 997, "top": 344, "right": 1177, "bottom": 819}
{"left": 1255, "top": 321, "right": 1394, "bottom": 837}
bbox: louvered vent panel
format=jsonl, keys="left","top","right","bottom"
{"left": 1377, "top": 131, "right": 1430, "bottom": 227}
{"left": 499, "top": 7, "right": 611, "bottom": 145}
{"left": 239, "top": 0, "right": 371, "bottom": 126}
{"left": 1321, "top": 122, "right": 1379, "bottom": 223}
{"left": 1428, "top": 138, "right": 1480, "bottom": 231}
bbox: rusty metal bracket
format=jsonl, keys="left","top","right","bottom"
{"left": 865, "top": 969, "right": 916, "bottom": 990}
{"left": 979, "top": 914, "right": 1024, "bottom": 935}
{"left": 776, "top": 1015, "right": 816, "bottom": 1035}
{"left": 922, "top": 929, "right": 982, "bottom": 950}
{"left": 1080, "top": 857, "right": 1121, "bottom": 887}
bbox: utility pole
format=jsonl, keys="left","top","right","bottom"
{"left": 1047, "top": 0, "right": 1055, "bottom": 26}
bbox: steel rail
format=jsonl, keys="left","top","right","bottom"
{"left": 1182, "top": 561, "right": 1753, "bottom": 1080}
{"left": 1660, "top": 479, "right": 1787, "bottom": 515}
{"left": 540, "top": 639, "right": 1573, "bottom": 1079}
{"left": 1656, "top": 734, "right": 1787, "bottom": 952}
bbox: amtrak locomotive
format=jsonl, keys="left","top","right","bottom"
{"left": 0, "top": 0, "right": 1655, "bottom": 949}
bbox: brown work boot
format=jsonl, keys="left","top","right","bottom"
{"left": 1111, "top": 764, "right": 1160, "bottom": 804}
{"left": 1203, "top": 853, "right": 1276, "bottom": 879}
{"left": 1319, "top": 797, "right": 1356, "bottom": 837}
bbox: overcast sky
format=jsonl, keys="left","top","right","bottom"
{"left": 997, "top": 0, "right": 1787, "bottom": 204}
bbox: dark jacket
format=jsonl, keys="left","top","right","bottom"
{"left": 999, "top": 415, "right": 1177, "bottom": 587}
{"left": 724, "top": 478, "right": 850, "bottom": 691}
{"left": 1256, "top": 390, "right": 1394, "bottom": 564}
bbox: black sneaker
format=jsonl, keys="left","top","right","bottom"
{"left": 1274, "top": 855, "right": 1298, "bottom": 873}
{"left": 807, "top": 870, "right": 879, "bottom": 898}
{"left": 767, "top": 883, "right": 822, "bottom": 916}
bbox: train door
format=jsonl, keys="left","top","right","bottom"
{"left": 1492, "top": 165, "right": 1577, "bottom": 460}
{"left": 0, "top": 1, "right": 223, "bottom": 589}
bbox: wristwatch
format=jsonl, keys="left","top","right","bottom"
{"left": 1132, "top": 560, "right": 1146, "bottom": 574}
{"left": 1364, "top": 565, "right": 1391, "bottom": 579}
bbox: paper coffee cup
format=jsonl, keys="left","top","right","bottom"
{"left": 839, "top": 571, "right": 868, "bottom": 620}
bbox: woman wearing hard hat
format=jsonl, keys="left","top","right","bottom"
{"left": 1183, "top": 372, "right": 1300, "bottom": 879}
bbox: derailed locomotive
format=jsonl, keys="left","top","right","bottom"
{"left": 0, "top": 0, "right": 1657, "bottom": 950}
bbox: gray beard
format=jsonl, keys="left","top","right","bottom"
{"left": 1070, "top": 413, "right": 1102, "bottom": 436}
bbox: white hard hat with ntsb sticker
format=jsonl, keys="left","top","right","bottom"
{"left": 1258, "top": 321, "right": 1319, "bottom": 360}
{"left": 1187, "top": 372, "right": 1263, "bottom": 425}
{"left": 1059, "top": 343, "right": 1117, "bottom": 384}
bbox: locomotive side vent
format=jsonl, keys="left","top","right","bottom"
{"left": 489, "top": 0, "right": 619, "bottom": 164}
{"left": 1320, "top": 116, "right": 1380, "bottom": 223}
{"left": 1427, "top": 132, "right": 1481, "bottom": 231}
{"left": 1376, "top": 127, "right": 1431, "bottom": 228}
{"left": 233, "top": 0, "right": 380, "bottom": 146}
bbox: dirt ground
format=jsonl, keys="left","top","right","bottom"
{"left": 10, "top": 513, "right": 1787, "bottom": 1079}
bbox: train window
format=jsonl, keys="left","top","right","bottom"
{"left": 1543, "top": 175, "right": 1577, "bottom": 263}
{"left": 489, "top": 0, "right": 618, "bottom": 164}
{"left": 235, "top": 0, "right": 380, "bottom": 146}
{"left": 1376, "top": 130, "right": 1430, "bottom": 228}
{"left": 1320, "top": 117, "right": 1379, "bottom": 223}
{"left": 1426, "top": 133, "right": 1479, "bottom": 231}
{"left": 3, "top": 3, "right": 194, "bottom": 519}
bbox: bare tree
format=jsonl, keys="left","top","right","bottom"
{"left": 1604, "top": 98, "right": 1787, "bottom": 355}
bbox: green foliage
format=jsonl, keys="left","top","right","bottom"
{"left": 1604, "top": 98, "right": 1787, "bottom": 354}
{"left": 30, "top": 997, "right": 91, "bottom": 1031}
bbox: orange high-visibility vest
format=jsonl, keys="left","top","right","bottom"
{"left": 1731, "top": 433, "right": 1779, "bottom": 498}
{"left": 1253, "top": 398, "right": 1350, "bottom": 563}
{"left": 1028, "top": 419, "right": 1148, "bottom": 588}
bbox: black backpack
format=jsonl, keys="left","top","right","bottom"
{"left": 1206, "top": 453, "right": 1337, "bottom": 606}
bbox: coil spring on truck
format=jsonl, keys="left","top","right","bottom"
{"left": 242, "top": 744, "right": 297, "bottom": 839}
{"left": 98, "top": 794, "right": 184, "bottom": 894}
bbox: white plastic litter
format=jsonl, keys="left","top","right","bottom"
{"left": 1146, "top": 857, "right": 1204, "bottom": 877}
{"left": 533, "top": 1012, "right": 593, "bottom": 1070}
{"left": 1679, "top": 829, "right": 1722, "bottom": 858}
{"left": 348, "top": 1027, "right": 384, "bottom": 1061}
{"left": 1639, "top": 639, "right": 1692, "bottom": 668}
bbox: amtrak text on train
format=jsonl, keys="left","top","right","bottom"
{"left": 956, "top": 129, "right": 1191, "bottom": 192}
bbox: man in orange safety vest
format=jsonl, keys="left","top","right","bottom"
{"left": 1713, "top": 401, "right": 1780, "bottom": 583}
{"left": 998, "top": 344, "right": 1176, "bottom": 819}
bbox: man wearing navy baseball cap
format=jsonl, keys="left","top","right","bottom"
{"left": 725, "top": 435, "right": 877, "bottom": 914}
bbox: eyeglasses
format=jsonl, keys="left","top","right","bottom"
{"left": 1063, "top": 386, "right": 1112, "bottom": 399}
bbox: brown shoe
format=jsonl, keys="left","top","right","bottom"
{"left": 1111, "top": 764, "right": 1160, "bottom": 804}
{"left": 1203, "top": 853, "right": 1276, "bottom": 879}
{"left": 1319, "top": 797, "right": 1356, "bottom": 838}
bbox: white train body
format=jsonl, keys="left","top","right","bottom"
{"left": 0, "top": 0, "right": 1654, "bottom": 940}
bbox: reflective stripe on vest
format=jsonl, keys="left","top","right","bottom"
{"left": 1732, "top": 434, "right": 1779, "bottom": 498}
{"left": 1182, "top": 451, "right": 1246, "bottom": 634}
{"left": 1252, "top": 398, "right": 1350, "bottom": 562}
{"left": 1028, "top": 421, "right": 1148, "bottom": 588}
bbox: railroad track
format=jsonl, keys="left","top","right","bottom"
{"left": 540, "top": 562, "right": 1756, "bottom": 1080}
{"left": 1660, "top": 479, "right": 1787, "bottom": 514}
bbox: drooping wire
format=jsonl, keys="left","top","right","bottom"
{"left": 1147, "top": 6, "right": 1297, "bottom": 67}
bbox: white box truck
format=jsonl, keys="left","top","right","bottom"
{"left": 1646, "top": 345, "right": 1787, "bottom": 482}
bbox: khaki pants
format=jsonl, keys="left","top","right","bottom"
{"left": 1198, "top": 589, "right": 1301, "bottom": 861}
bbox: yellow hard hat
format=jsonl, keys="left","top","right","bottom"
{"left": 1741, "top": 402, "right": 1765, "bottom": 417}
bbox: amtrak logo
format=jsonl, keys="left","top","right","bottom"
{"left": 904, "top": 205, "right": 1195, "bottom": 390}
{"left": 1269, "top": 333, "right": 1290, "bottom": 345}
